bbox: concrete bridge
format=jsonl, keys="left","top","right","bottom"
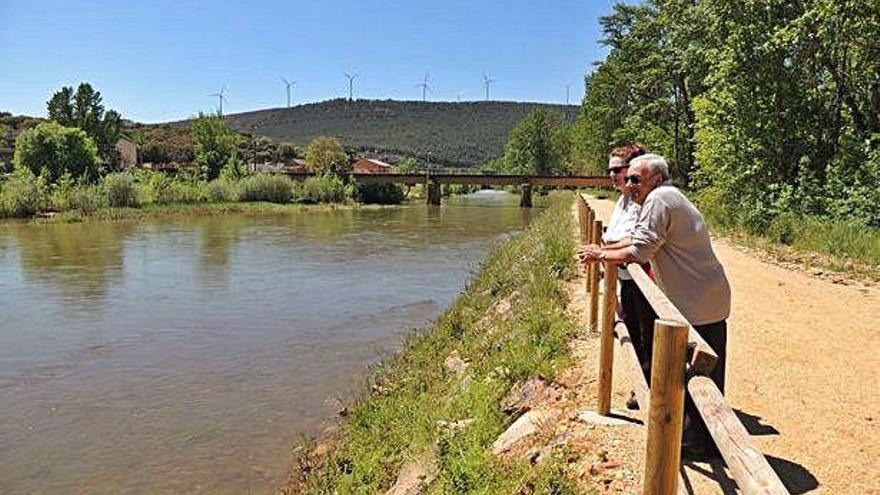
{"left": 281, "top": 172, "right": 611, "bottom": 206}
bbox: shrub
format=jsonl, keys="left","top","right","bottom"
{"left": 0, "top": 169, "right": 49, "bottom": 217}
{"left": 13, "top": 121, "right": 101, "bottom": 183}
{"left": 237, "top": 174, "right": 293, "bottom": 203}
{"left": 207, "top": 179, "right": 237, "bottom": 202}
{"left": 155, "top": 179, "right": 207, "bottom": 204}
{"left": 103, "top": 173, "right": 140, "bottom": 207}
{"left": 300, "top": 174, "right": 352, "bottom": 203}
{"left": 66, "top": 185, "right": 104, "bottom": 214}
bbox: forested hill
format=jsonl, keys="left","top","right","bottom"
{"left": 213, "top": 99, "right": 577, "bottom": 167}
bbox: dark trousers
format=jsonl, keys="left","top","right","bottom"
{"left": 620, "top": 279, "right": 658, "bottom": 382}
{"left": 683, "top": 320, "right": 728, "bottom": 451}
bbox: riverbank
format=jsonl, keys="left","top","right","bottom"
{"left": 14, "top": 200, "right": 378, "bottom": 225}
{"left": 283, "top": 193, "right": 589, "bottom": 493}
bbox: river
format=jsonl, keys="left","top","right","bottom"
{"left": 0, "top": 191, "right": 538, "bottom": 494}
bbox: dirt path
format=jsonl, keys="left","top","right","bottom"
{"left": 578, "top": 196, "right": 880, "bottom": 495}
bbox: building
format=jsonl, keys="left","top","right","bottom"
{"left": 352, "top": 158, "right": 392, "bottom": 174}
{"left": 115, "top": 137, "right": 138, "bottom": 169}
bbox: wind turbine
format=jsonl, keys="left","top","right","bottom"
{"left": 208, "top": 85, "right": 227, "bottom": 115}
{"left": 482, "top": 72, "right": 496, "bottom": 101}
{"left": 414, "top": 72, "right": 432, "bottom": 102}
{"left": 344, "top": 72, "right": 359, "bottom": 101}
{"left": 281, "top": 77, "right": 296, "bottom": 108}
{"left": 457, "top": 90, "right": 467, "bottom": 102}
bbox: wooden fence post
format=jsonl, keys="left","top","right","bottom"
{"left": 643, "top": 319, "right": 689, "bottom": 495}
{"left": 585, "top": 208, "right": 595, "bottom": 291}
{"left": 597, "top": 259, "right": 618, "bottom": 415}
{"left": 588, "top": 220, "right": 602, "bottom": 330}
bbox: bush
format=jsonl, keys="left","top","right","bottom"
{"left": 356, "top": 182, "right": 405, "bottom": 204}
{"left": 13, "top": 121, "right": 101, "bottom": 183}
{"left": 0, "top": 169, "right": 49, "bottom": 217}
{"left": 103, "top": 173, "right": 140, "bottom": 207}
{"left": 299, "top": 174, "right": 353, "bottom": 203}
{"left": 207, "top": 179, "right": 237, "bottom": 202}
{"left": 237, "top": 174, "right": 293, "bottom": 203}
{"left": 66, "top": 186, "right": 104, "bottom": 214}
{"left": 155, "top": 179, "right": 207, "bottom": 204}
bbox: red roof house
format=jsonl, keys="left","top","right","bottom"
{"left": 352, "top": 158, "right": 393, "bottom": 174}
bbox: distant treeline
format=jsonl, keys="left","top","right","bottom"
{"left": 200, "top": 99, "right": 578, "bottom": 168}
{"left": 568, "top": 0, "right": 879, "bottom": 230}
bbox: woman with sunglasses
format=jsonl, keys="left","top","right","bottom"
{"left": 602, "top": 144, "right": 656, "bottom": 410}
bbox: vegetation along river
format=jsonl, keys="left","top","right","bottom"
{"left": 0, "top": 191, "right": 539, "bottom": 494}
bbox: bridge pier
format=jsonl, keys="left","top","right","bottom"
{"left": 520, "top": 183, "right": 532, "bottom": 208}
{"left": 426, "top": 181, "right": 441, "bottom": 206}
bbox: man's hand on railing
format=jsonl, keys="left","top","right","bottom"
{"left": 576, "top": 244, "right": 603, "bottom": 264}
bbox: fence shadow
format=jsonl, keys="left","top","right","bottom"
{"left": 735, "top": 409, "right": 780, "bottom": 436}
{"left": 766, "top": 455, "right": 819, "bottom": 494}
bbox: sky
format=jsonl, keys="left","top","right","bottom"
{"left": 0, "top": 0, "right": 619, "bottom": 123}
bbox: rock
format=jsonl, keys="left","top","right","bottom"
{"left": 385, "top": 456, "right": 438, "bottom": 495}
{"left": 577, "top": 410, "right": 637, "bottom": 426}
{"left": 502, "top": 377, "right": 560, "bottom": 416}
{"left": 444, "top": 351, "right": 469, "bottom": 375}
{"left": 436, "top": 418, "right": 475, "bottom": 432}
{"left": 491, "top": 409, "right": 553, "bottom": 455}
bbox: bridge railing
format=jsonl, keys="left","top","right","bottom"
{"left": 576, "top": 193, "right": 788, "bottom": 495}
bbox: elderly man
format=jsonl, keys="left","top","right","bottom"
{"left": 578, "top": 153, "right": 731, "bottom": 457}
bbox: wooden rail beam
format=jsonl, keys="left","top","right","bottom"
{"left": 627, "top": 264, "right": 719, "bottom": 375}
{"left": 688, "top": 376, "right": 789, "bottom": 495}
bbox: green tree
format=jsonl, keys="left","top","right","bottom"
{"left": 47, "top": 83, "right": 121, "bottom": 163}
{"left": 393, "top": 157, "right": 421, "bottom": 173}
{"left": 304, "top": 136, "right": 349, "bottom": 175}
{"left": 192, "top": 112, "right": 240, "bottom": 181}
{"left": 13, "top": 121, "right": 101, "bottom": 183}
{"left": 502, "top": 107, "right": 570, "bottom": 175}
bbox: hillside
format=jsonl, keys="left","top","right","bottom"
{"left": 215, "top": 99, "right": 578, "bottom": 167}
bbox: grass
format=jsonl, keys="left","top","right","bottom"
{"left": 287, "top": 194, "right": 583, "bottom": 494}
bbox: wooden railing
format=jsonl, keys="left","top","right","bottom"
{"left": 576, "top": 193, "right": 788, "bottom": 495}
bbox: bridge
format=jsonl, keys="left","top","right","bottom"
{"left": 281, "top": 171, "right": 611, "bottom": 206}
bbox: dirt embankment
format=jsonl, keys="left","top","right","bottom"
{"left": 575, "top": 195, "right": 880, "bottom": 494}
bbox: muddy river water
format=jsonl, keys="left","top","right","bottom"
{"left": 0, "top": 192, "right": 538, "bottom": 494}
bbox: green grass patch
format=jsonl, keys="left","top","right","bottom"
{"left": 293, "top": 194, "right": 583, "bottom": 494}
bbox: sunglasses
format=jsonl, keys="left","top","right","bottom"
{"left": 624, "top": 175, "right": 641, "bottom": 184}
{"left": 608, "top": 166, "right": 627, "bottom": 174}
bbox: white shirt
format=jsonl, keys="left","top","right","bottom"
{"left": 603, "top": 195, "right": 641, "bottom": 280}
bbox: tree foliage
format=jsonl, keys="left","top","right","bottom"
{"left": 13, "top": 121, "right": 101, "bottom": 182}
{"left": 47, "top": 83, "right": 121, "bottom": 163}
{"left": 192, "top": 112, "right": 240, "bottom": 181}
{"left": 572, "top": 0, "right": 880, "bottom": 228}
{"left": 305, "top": 135, "right": 350, "bottom": 175}
{"left": 501, "top": 107, "right": 571, "bottom": 175}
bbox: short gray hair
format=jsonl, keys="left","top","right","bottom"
{"left": 630, "top": 153, "right": 669, "bottom": 180}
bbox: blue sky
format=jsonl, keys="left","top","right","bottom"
{"left": 1, "top": 1, "right": 618, "bottom": 123}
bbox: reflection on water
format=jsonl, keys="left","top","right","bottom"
{"left": 0, "top": 192, "right": 539, "bottom": 494}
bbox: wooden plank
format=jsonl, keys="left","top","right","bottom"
{"left": 597, "top": 260, "right": 618, "bottom": 415}
{"left": 627, "top": 264, "right": 718, "bottom": 375}
{"left": 643, "top": 319, "right": 689, "bottom": 495}
{"left": 688, "top": 376, "right": 789, "bottom": 495}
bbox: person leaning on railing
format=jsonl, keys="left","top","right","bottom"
{"left": 602, "top": 144, "right": 658, "bottom": 411}
{"left": 577, "top": 153, "right": 732, "bottom": 459}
